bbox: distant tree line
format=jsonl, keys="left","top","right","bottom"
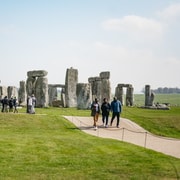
{"left": 152, "top": 87, "right": 180, "bottom": 94}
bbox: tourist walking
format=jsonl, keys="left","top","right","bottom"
{"left": 101, "top": 98, "right": 111, "bottom": 128}
{"left": 91, "top": 98, "right": 100, "bottom": 130}
{"left": 110, "top": 97, "right": 122, "bottom": 128}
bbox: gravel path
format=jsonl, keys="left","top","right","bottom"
{"left": 64, "top": 116, "right": 180, "bottom": 159}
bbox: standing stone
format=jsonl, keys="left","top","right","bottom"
{"left": 26, "top": 76, "right": 36, "bottom": 96}
{"left": 61, "top": 88, "right": 66, "bottom": 107}
{"left": 26, "top": 70, "right": 49, "bottom": 107}
{"left": 0, "top": 86, "right": 7, "bottom": 99}
{"left": 88, "top": 77, "right": 102, "bottom": 102}
{"left": 65, "top": 67, "right": 78, "bottom": 107}
{"left": 126, "top": 86, "right": 134, "bottom": 106}
{"left": 7, "top": 86, "right": 18, "bottom": 99}
{"left": 35, "top": 77, "right": 49, "bottom": 107}
{"left": 27, "top": 70, "right": 48, "bottom": 77}
{"left": 18, "top": 81, "right": 26, "bottom": 106}
{"left": 145, "top": 85, "right": 151, "bottom": 106}
{"left": 76, "top": 83, "right": 92, "bottom": 109}
{"left": 48, "top": 85, "right": 58, "bottom": 106}
{"left": 115, "top": 84, "right": 124, "bottom": 105}
{"left": 100, "top": 72, "right": 111, "bottom": 102}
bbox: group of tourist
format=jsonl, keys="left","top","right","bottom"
{"left": 0, "top": 94, "right": 37, "bottom": 114}
{"left": 91, "top": 97, "right": 122, "bottom": 130}
{"left": 0, "top": 96, "right": 18, "bottom": 113}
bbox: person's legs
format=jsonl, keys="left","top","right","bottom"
{"left": 116, "top": 112, "right": 120, "bottom": 127}
{"left": 93, "top": 113, "right": 99, "bottom": 129}
{"left": 110, "top": 112, "right": 116, "bottom": 126}
{"left": 1, "top": 104, "right": 4, "bottom": 112}
{"left": 105, "top": 115, "right": 109, "bottom": 126}
{"left": 102, "top": 115, "right": 105, "bottom": 125}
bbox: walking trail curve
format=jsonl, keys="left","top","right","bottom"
{"left": 64, "top": 116, "right": 180, "bottom": 159}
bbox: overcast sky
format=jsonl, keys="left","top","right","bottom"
{"left": 0, "top": 0, "right": 180, "bottom": 93}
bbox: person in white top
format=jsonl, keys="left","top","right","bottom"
{"left": 91, "top": 98, "right": 100, "bottom": 130}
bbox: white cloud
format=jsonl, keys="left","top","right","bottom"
{"left": 157, "top": 3, "right": 180, "bottom": 20}
{"left": 102, "top": 15, "right": 163, "bottom": 38}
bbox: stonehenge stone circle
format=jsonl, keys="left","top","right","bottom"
{"left": 1, "top": 67, "right": 137, "bottom": 108}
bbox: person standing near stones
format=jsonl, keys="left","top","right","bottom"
{"left": 101, "top": 98, "right": 111, "bottom": 128}
{"left": 110, "top": 97, "right": 122, "bottom": 128}
{"left": 31, "top": 94, "right": 36, "bottom": 114}
{"left": 9, "top": 96, "right": 14, "bottom": 112}
{"left": 91, "top": 98, "right": 100, "bottom": 130}
{"left": 13, "top": 96, "right": 18, "bottom": 113}
{"left": 27, "top": 95, "right": 32, "bottom": 113}
{"left": 2, "top": 96, "right": 9, "bottom": 113}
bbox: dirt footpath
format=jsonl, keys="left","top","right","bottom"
{"left": 64, "top": 116, "right": 180, "bottom": 159}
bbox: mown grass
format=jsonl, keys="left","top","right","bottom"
{"left": 134, "top": 93, "right": 180, "bottom": 106}
{"left": 0, "top": 107, "right": 180, "bottom": 180}
{"left": 122, "top": 106, "right": 180, "bottom": 138}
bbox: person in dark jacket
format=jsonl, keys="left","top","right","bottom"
{"left": 101, "top": 98, "right": 111, "bottom": 128}
{"left": 2, "top": 96, "right": 9, "bottom": 113}
{"left": 13, "top": 96, "right": 18, "bottom": 113}
{"left": 9, "top": 96, "right": 14, "bottom": 112}
{"left": 110, "top": 97, "right": 122, "bottom": 128}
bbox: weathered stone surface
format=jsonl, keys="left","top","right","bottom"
{"left": 18, "top": 81, "right": 26, "bottom": 106}
{"left": 0, "top": 86, "right": 7, "bottom": 99}
{"left": 115, "top": 86, "right": 124, "bottom": 104}
{"left": 89, "top": 77, "right": 102, "bottom": 103}
{"left": 48, "top": 84, "right": 66, "bottom": 107}
{"left": 26, "top": 77, "right": 36, "bottom": 96}
{"left": 76, "top": 83, "right": 92, "bottom": 109}
{"left": 48, "top": 86, "right": 58, "bottom": 106}
{"left": 35, "top": 77, "right": 49, "bottom": 107}
{"left": 115, "top": 83, "right": 134, "bottom": 106}
{"left": 7, "top": 86, "right": 18, "bottom": 99}
{"left": 52, "top": 100, "right": 61, "bottom": 107}
{"left": 27, "top": 70, "right": 48, "bottom": 77}
{"left": 145, "top": 85, "right": 151, "bottom": 106}
{"left": 117, "top": 84, "right": 132, "bottom": 88}
{"left": 61, "top": 88, "right": 66, "bottom": 107}
{"left": 101, "top": 79, "right": 111, "bottom": 102}
{"left": 65, "top": 67, "right": 78, "bottom": 107}
{"left": 126, "top": 87, "right": 134, "bottom": 106}
{"left": 99, "top": 71, "right": 110, "bottom": 79}
{"left": 88, "top": 72, "right": 111, "bottom": 103}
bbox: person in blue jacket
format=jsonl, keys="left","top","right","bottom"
{"left": 110, "top": 97, "right": 122, "bottom": 128}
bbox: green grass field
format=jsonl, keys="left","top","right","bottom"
{"left": 0, "top": 105, "right": 179, "bottom": 179}
{"left": 134, "top": 93, "right": 180, "bottom": 106}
